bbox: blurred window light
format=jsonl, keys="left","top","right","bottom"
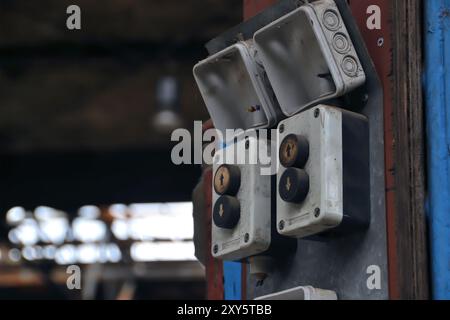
{"left": 34, "top": 206, "right": 66, "bottom": 221}
{"left": 22, "top": 246, "right": 37, "bottom": 261}
{"left": 111, "top": 219, "right": 129, "bottom": 240}
{"left": 106, "top": 244, "right": 122, "bottom": 263}
{"left": 6, "top": 207, "right": 27, "bottom": 225}
{"left": 8, "top": 229, "right": 20, "bottom": 244}
{"left": 78, "top": 205, "right": 101, "bottom": 219}
{"left": 109, "top": 204, "right": 128, "bottom": 219}
{"left": 34, "top": 246, "right": 44, "bottom": 260}
{"left": 77, "top": 244, "right": 100, "bottom": 264}
{"left": 73, "top": 218, "right": 107, "bottom": 243}
{"left": 14, "top": 219, "right": 40, "bottom": 246}
{"left": 43, "top": 245, "right": 57, "bottom": 260}
{"left": 55, "top": 245, "right": 77, "bottom": 265}
{"left": 8, "top": 248, "right": 22, "bottom": 262}
{"left": 127, "top": 202, "right": 193, "bottom": 241}
{"left": 130, "top": 241, "right": 196, "bottom": 262}
{"left": 39, "top": 217, "right": 69, "bottom": 244}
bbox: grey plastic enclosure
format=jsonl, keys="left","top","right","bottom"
{"left": 193, "top": 42, "right": 281, "bottom": 133}
{"left": 276, "top": 105, "right": 370, "bottom": 238}
{"left": 253, "top": 0, "right": 366, "bottom": 117}
{"left": 211, "top": 134, "right": 274, "bottom": 261}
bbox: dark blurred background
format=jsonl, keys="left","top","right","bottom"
{"left": 0, "top": 0, "right": 242, "bottom": 299}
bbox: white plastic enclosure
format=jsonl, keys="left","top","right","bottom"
{"left": 276, "top": 105, "right": 370, "bottom": 238}
{"left": 255, "top": 286, "right": 338, "bottom": 300}
{"left": 253, "top": 0, "right": 365, "bottom": 117}
{"left": 211, "top": 133, "right": 275, "bottom": 261}
{"left": 193, "top": 41, "right": 281, "bottom": 133}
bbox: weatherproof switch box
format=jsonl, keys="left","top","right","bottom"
{"left": 211, "top": 133, "right": 276, "bottom": 261}
{"left": 253, "top": 0, "right": 365, "bottom": 117}
{"left": 193, "top": 41, "right": 281, "bottom": 133}
{"left": 276, "top": 105, "right": 369, "bottom": 238}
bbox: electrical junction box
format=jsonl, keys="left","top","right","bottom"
{"left": 255, "top": 286, "right": 337, "bottom": 300}
{"left": 276, "top": 105, "right": 370, "bottom": 238}
{"left": 253, "top": 0, "right": 365, "bottom": 117}
{"left": 193, "top": 41, "right": 281, "bottom": 133}
{"left": 211, "top": 133, "right": 280, "bottom": 261}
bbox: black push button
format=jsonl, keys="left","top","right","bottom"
{"left": 279, "top": 134, "right": 309, "bottom": 168}
{"left": 214, "top": 165, "right": 241, "bottom": 196}
{"left": 213, "top": 196, "right": 241, "bottom": 229}
{"left": 279, "top": 168, "right": 310, "bottom": 203}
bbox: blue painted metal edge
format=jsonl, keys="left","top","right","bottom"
{"left": 223, "top": 261, "right": 242, "bottom": 300}
{"left": 424, "top": 0, "right": 450, "bottom": 300}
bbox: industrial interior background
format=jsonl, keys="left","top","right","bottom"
{"left": 0, "top": 0, "right": 447, "bottom": 300}
{"left": 0, "top": 0, "right": 242, "bottom": 300}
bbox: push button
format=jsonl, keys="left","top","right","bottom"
{"left": 279, "top": 134, "right": 310, "bottom": 168}
{"left": 279, "top": 168, "right": 310, "bottom": 203}
{"left": 214, "top": 165, "right": 241, "bottom": 196}
{"left": 213, "top": 196, "right": 241, "bottom": 229}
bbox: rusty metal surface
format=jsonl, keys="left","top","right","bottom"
{"left": 349, "top": 0, "right": 399, "bottom": 299}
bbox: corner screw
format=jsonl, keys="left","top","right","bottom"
{"left": 278, "top": 220, "right": 285, "bottom": 231}
{"left": 314, "top": 109, "right": 320, "bottom": 118}
{"left": 245, "top": 139, "right": 250, "bottom": 150}
{"left": 314, "top": 208, "right": 321, "bottom": 218}
{"left": 377, "top": 37, "right": 384, "bottom": 47}
{"left": 279, "top": 124, "right": 285, "bottom": 134}
{"left": 213, "top": 244, "right": 218, "bottom": 254}
{"left": 244, "top": 233, "right": 250, "bottom": 243}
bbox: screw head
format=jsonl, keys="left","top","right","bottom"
{"left": 377, "top": 37, "right": 384, "bottom": 47}
{"left": 314, "top": 109, "right": 320, "bottom": 118}
{"left": 244, "top": 233, "right": 250, "bottom": 243}
{"left": 314, "top": 208, "right": 321, "bottom": 218}
{"left": 278, "top": 220, "right": 285, "bottom": 231}
{"left": 245, "top": 139, "right": 250, "bottom": 150}
{"left": 213, "top": 244, "right": 218, "bottom": 254}
{"left": 279, "top": 124, "right": 285, "bottom": 134}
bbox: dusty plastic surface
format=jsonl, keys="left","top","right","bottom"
{"left": 193, "top": 42, "right": 281, "bottom": 133}
{"left": 276, "top": 105, "right": 369, "bottom": 238}
{"left": 254, "top": 0, "right": 365, "bottom": 116}
{"left": 211, "top": 133, "right": 274, "bottom": 261}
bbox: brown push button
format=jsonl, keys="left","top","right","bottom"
{"left": 279, "top": 134, "right": 309, "bottom": 168}
{"left": 279, "top": 168, "right": 310, "bottom": 203}
{"left": 213, "top": 196, "right": 241, "bottom": 229}
{"left": 214, "top": 165, "right": 241, "bottom": 196}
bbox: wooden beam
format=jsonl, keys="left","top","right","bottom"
{"left": 351, "top": 0, "right": 429, "bottom": 299}
{"left": 391, "top": 0, "right": 429, "bottom": 299}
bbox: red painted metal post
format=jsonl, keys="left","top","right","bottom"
{"left": 348, "top": 0, "right": 399, "bottom": 299}
{"left": 244, "top": 0, "right": 279, "bottom": 20}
